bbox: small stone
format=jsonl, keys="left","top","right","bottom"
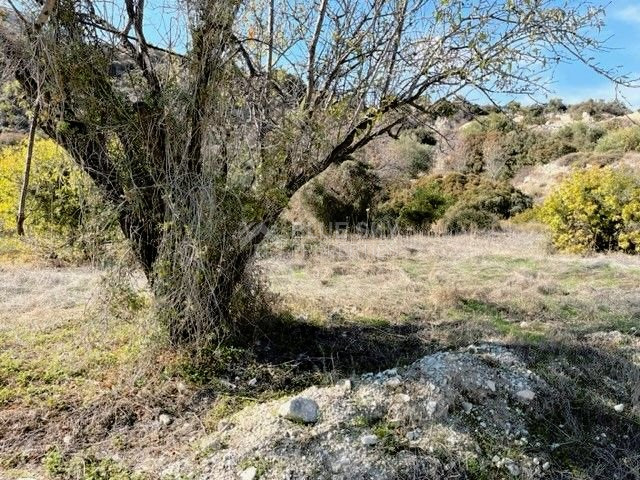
{"left": 278, "top": 397, "right": 319, "bottom": 424}
{"left": 542, "top": 462, "right": 550, "bottom": 471}
{"left": 247, "top": 378, "right": 257, "bottom": 386}
{"left": 62, "top": 434, "right": 73, "bottom": 445}
{"left": 240, "top": 466, "right": 257, "bottom": 480}
{"left": 533, "top": 457, "right": 540, "bottom": 465}
{"left": 462, "top": 402, "right": 473, "bottom": 414}
{"left": 397, "top": 393, "right": 411, "bottom": 403}
{"left": 492, "top": 455, "right": 501, "bottom": 464}
{"left": 426, "top": 400, "right": 438, "bottom": 416}
{"left": 405, "top": 430, "right": 420, "bottom": 441}
{"left": 486, "top": 380, "right": 496, "bottom": 392}
{"left": 331, "top": 457, "right": 349, "bottom": 473}
{"left": 614, "top": 403, "right": 624, "bottom": 412}
{"left": 219, "top": 379, "right": 237, "bottom": 390}
{"left": 159, "top": 414, "right": 173, "bottom": 425}
{"left": 361, "top": 434, "right": 379, "bottom": 446}
{"left": 341, "top": 379, "right": 352, "bottom": 391}
{"left": 504, "top": 461, "right": 520, "bottom": 476}
{"left": 516, "top": 389, "right": 535, "bottom": 402}
{"left": 385, "top": 376, "right": 402, "bottom": 388}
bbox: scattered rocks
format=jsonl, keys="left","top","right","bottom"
{"left": 397, "top": 393, "right": 411, "bottom": 402}
{"left": 196, "top": 344, "right": 547, "bottom": 479}
{"left": 504, "top": 460, "right": 521, "bottom": 476}
{"left": 219, "top": 379, "right": 237, "bottom": 390}
{"left": 278, "top": 397, "right": 319, "bottom": 424}
{"left": 360, "top": 434, "right": 379, "bottom": 446}
{"left": 614, "top": 403, "right": 625, "bottom": 412}
{"left": 239, "top": 466, "right": 257, "bottom": 480}
{"left": 405, "top": 430, "right": 421, "bottom": 441}
{"left": 158, "top": 413, "right": 173, "bottom": 426}
{"left": 385, "top": 376, "right": 402, "bottom": 388}
{"left": 516, "top": 389, "right": 535, "bottom": 402}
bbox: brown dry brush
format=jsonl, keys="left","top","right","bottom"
{"left": 0, "top": 0, "right": 633, "bottom": 347}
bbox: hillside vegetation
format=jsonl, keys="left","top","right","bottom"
{"left": 0, "top": 98, "right": 639, "bottom": 479}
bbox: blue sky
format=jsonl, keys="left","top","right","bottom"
{"left": 544, "top": 1, "right": 640, "bottom": 108}
{"left": 137, "top": 0, "right": 640, "bottom": 108}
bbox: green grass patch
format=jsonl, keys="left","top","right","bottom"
{"left": 457, "top": 298, "right": 545, "bottom": 342}
{"left": 43, "top": 449, "right": 148, "bottom": 480}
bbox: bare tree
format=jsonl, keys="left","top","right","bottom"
{"left": 0, "top": 0, "right": 631, "bottom": 344}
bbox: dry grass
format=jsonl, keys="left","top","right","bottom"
{"left": 1, "top": 227, "right": 639, "bottom": 478}
{"left": 263, "top": 229, "right": 640, "bottom": 344}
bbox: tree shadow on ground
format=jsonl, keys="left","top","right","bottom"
{"left": 184, "top": 314, "right": 438, "bottom": 396}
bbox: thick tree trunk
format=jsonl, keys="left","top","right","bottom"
{"left": 16, "top": 101, "right": 40, "bottom": 236}
{"left": 155, "top": 235, "right": 256, "bottom": 345}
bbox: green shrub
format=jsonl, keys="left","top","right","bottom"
{"left": 595, "top": 126, "right": 640, "bottom": 153}
{"left": 44, "top": 449, "right": 146, "bottom": 480}
{"left": 441, "top": 204, "right": 500, "bottom": 234}
{"left": 457, "top": 114, "right": 564, "bottom": 177}
{"left": 456, "top": 181, "right": 532, "bottom": 218}
{"left": 539, "top": 167, "right": 640, "bottom": 253}
{"left": 376, "top": 181, "right": 451, "bottom": 232}
{"left": 393, "top": 131, "right": 435, "bottom": 176}
{"left": 545, "top": 98, "right": 568, "bottom": 114}
{"left": 0, "top": 81, "right": 29, "bottom": 131}
{"left": 303, "top": 160, "right": 381, "bottom": 230}
{"left": 462, "top": 112, "right": 515, "bottom": 135}
{"left": 377, "top": 173, "right": 531, "bottom": 233}
{"left": 397, "top": 184, "right": 451, "bottom": 229}
{"left": 555, "top": 122, "right": 606, "bottom": 152}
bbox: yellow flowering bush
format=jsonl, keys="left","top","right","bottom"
{"left": 0, "top": 138, "right": 118, "bottom": 253}
{"left": 539, "top": 167, "right": 640, "bottom": 253}
{"left": 1, "top": 138, "right": 81, "bottom": 233}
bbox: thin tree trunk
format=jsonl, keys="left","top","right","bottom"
{"left": 16, "top": 100, "right": 40, "bottom": 236}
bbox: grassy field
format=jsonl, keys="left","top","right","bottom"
{"left": 0, "top": 228, "right": 638, "bottom": 479}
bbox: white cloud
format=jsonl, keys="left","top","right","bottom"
{"left": 613, "top": 5, "right": 640, "bottom": 24}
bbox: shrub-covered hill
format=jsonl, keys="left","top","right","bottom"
{"left": 282, "top": 99, "right": 640, "bottom": 239}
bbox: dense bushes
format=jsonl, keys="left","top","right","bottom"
{"left": 568, "top": 99, "right": 630, "bottom": 120}
{"left": 302, "top": 160, "right": 381, "bottom": 230}
{"left": 595, "top": 126, "right": 640, "bottom": 153}
{"left": 456, "top": 113, "right": 569, "bottom": 178}
{"left": 377, "top": 173, "right": 532, "bottom": 233}
{"left": 539, "top": 167, "right": 640, "bottom": 253}
{"left": 450, "top": 106, "right": 629, "bottom": 180}
{"left": 555, "top": 122, "right": 606, "bottom": 152}
{"left": 395, "top": 129, "right": 436, "bottom": 176}
{"left": 0, "top": 138, "right": 119, "bottom": 254}
{"left": 377, "top": 181, "right": 451, "bottom": 231}
{"left": 441, "top": 204, "right": 500, "bottom": 234}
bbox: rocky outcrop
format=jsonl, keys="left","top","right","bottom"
{"left": 183, "top": 344, "right": 552, "bottom": 479}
